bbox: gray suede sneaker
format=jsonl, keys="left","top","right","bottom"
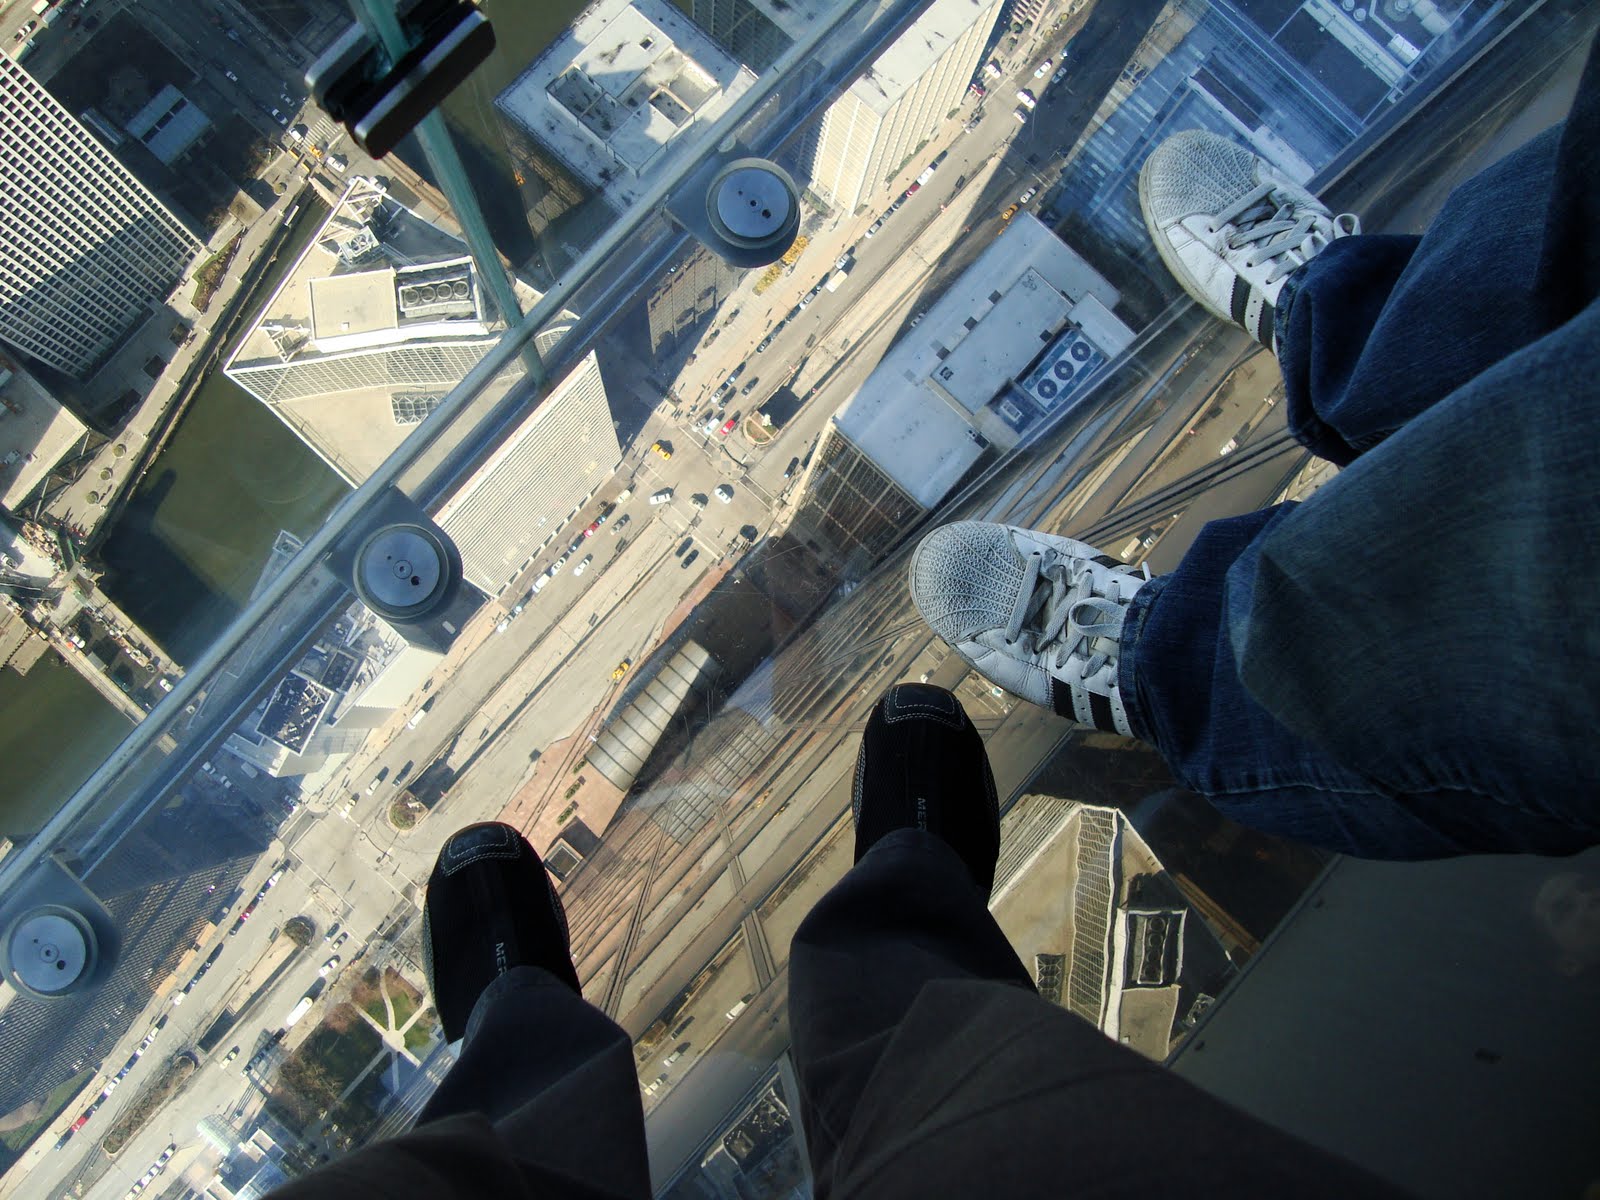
{"left": 910, "top": 521, "right": 1149, "bottom": 737}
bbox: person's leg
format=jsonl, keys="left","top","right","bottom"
{"left": 790, "top": 685, "right": 1407, "bottom": 1199}
{"left": 415, "top": 823, "right": 650, "bottom": 1192}
{"left": 1274, "top": 37, "right": 1600, "bottom": 464}
{"left": 789, "top": 684, "right": 1029, "bottom": 1192}
{"left": 265, "top": 825, "right": 651, "bottom": 1199}
{"left": 1113, "top": 43, "right": 1600, "bottom": 855}
{"left": 1144, "top": 34, "right": 1600, "bottom": 464}
{"left": 414, "top": 965, "right": 650, "bottom": 1195}
{"left": 913, "top": 47, "right": 1600, "bottom": 859}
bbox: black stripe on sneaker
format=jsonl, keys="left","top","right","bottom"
{"left": 1257, "top": 298, "right": 1277, "bottom": 349}
{"left": 1088, "top": 691, "right": 1117, "bottom": 732}
{"left": 1092, "top": 554, "right": 1121, "bottom": 568}
{"left": 1048, "top": 678, "right": 1077, "bottom": 720}
{"left": 1228, "top": 274, "right": 1249, "bottom": 326}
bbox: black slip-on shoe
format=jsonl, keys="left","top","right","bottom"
{"left": 421, "top": 822, "right": 580, "bottom": 1042}
{"left": 852, "top": 684, "right": 1001, "bottom": 895}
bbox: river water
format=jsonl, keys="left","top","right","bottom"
{"left": 2, "top": 1, "right": 592, "bottom": 828}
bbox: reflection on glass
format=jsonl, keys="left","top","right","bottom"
{"left": 0, "top": 0, "right": 1582, "bottom": 1194}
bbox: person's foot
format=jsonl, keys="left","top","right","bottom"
{"left": 1139, "top": 129, "right": 1359, "bottom": 351}
{"left": 421, "top": 822, "right": 580, "bottom": 1042}
{"left": 852, "top": 684, "right": 1000, "bottom": 895}
{"left": 909, "top": 521, "right": 1149, "bottom": 738}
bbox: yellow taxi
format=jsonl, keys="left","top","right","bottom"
{"left": 611, "top": 658, "right": 632, "bottom": 681}
{"left": 651, "top": 440, "right": 672, "bottom": 461}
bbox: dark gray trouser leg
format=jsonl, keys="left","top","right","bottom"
{"left": 788, "top": 830, "right": 1407, "bottom": 1198}
{"left": 787, "top": 830, "right": 1034, "bottom": 1195}
{"left": 417, "top": 966, "right": 651, "bottom": 1198}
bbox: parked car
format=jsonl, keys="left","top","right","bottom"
{"left": 1034, "top": 58, "right": 1053, "bottom": 78}
{"left": 783, "top": 457, "right": 800, "bottom": 480}
{"left": 650, "top": 488, "right": 673, "bottom": 505}
{"left": 714, "top": 484, "right": 733, "bottom": 504}
{"left": 1001, "top": 203, "right": 1020, "bottom": 221}
{"left": 319, "top": 956, "right": 340, "bottom": 977}
{"left": 1016, "top": 89, "right": 1037, "bottom": 110}
{"left": 719, "top": 417, "right": 737, "bottom": 436}
{"left": 611, "top": 514, "right": 631, "bottom": 535}
{"left": 739, "top": 377, "right": 759, "bottom": 396}
{"left": 650, "top": 440, "right": 672, "bottom": 460}
{"left": 573, "top": 554, "right": 593, "bottom": 577}
{"left": 675, "top": 537, "right": 694, "bottom": 558}
{"left": 1019, "top": 186, "right": 1038, "bottom": 204}
{"left": 1013, "top": 106, "right": 1029, "bottom": 125}
{"left": 611, "top": 659, "right": 632, "bottom": 681}
{"left": 680, "top": 550, "right": 700, "bottom": 570}
{"left": 222, "top": 1046, "right": 240, "bottom": 1065}
{"left": 323, "top": 922, "right": 340, "bottom": 943}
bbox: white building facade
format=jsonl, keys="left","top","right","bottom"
{"left": 807, "top": 0, "right": 1002, "bottom": 214}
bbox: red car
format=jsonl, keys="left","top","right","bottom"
{"left": 71, "top": 1114, "right": 89, "bottom": 1132}
{"left": 719, "top": 417, "right": 737, "bottom": 436}
{"left": 582, "top": 521, "right": 600, "bottom": 538}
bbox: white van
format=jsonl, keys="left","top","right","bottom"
{"left": 649, "top": 489, "right": 673, "bottom": 505}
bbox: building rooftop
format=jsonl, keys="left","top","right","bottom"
{"left": 494, "top": 0, "right": 757, "bottom": 210}
{"left": 227, "top": 178, "right": 551, "bottom": 484}
{"left": 435, "top": 350, "right": 623, "bottom": 595}
{"left": 0, "top": 355, "right": 88, "bottom": 514}
{"left": 829, "top": 215, "right": 1134, "bottom": 508}
{"left": 306, "top": 270, "right": 400, "bottom": 342}
{"left": 844, "top": 0, "right": 998, "bottom": 115}
{"left": 123, "top": 84, "right": 210, "bottom": 165}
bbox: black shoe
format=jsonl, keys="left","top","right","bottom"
{"left": 852, "top": 684, "right": 1000, "bottom": 895}
{"left": 421, "top": 822, "right": 580, "bottom": 1042}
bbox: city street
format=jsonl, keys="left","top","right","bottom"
{"left": 4, "top": 0, "right": 1564, "bottom": 1188}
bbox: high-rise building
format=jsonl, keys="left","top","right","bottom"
{"left": 790, "top": 216, "right": 1132, "bottom": 569}
{"left": 807, "top": 0, "right": 1003, "bottom": 214}
{"left": 435, "top": 350, "right": 624, "bottom": 597}
{"left": 227, "top": 177, "right": 559, "bottom": 484}
{"left": 0, "top": 56, "right": 199, "bottom": 379}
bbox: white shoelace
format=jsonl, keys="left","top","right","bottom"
{"left": 1210, "top": 183, "right": 1360, "bottom": 283}
{"left": 1003, "top": 546, "right": 1148, "bottom": 682}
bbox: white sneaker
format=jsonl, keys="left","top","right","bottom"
{"left": 909, "top": 521, "right": 1150, "bottom": 737}
{"left": 1138, "top": 130, "right": 1359, "bottom": 351}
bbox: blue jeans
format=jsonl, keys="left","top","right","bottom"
{"left": 1117, "top": 46, "right": 1600, "bottom": 859}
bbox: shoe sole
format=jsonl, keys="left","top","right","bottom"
{"left": 1137, "top": 151, "right": 1239, "bottom": 329}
